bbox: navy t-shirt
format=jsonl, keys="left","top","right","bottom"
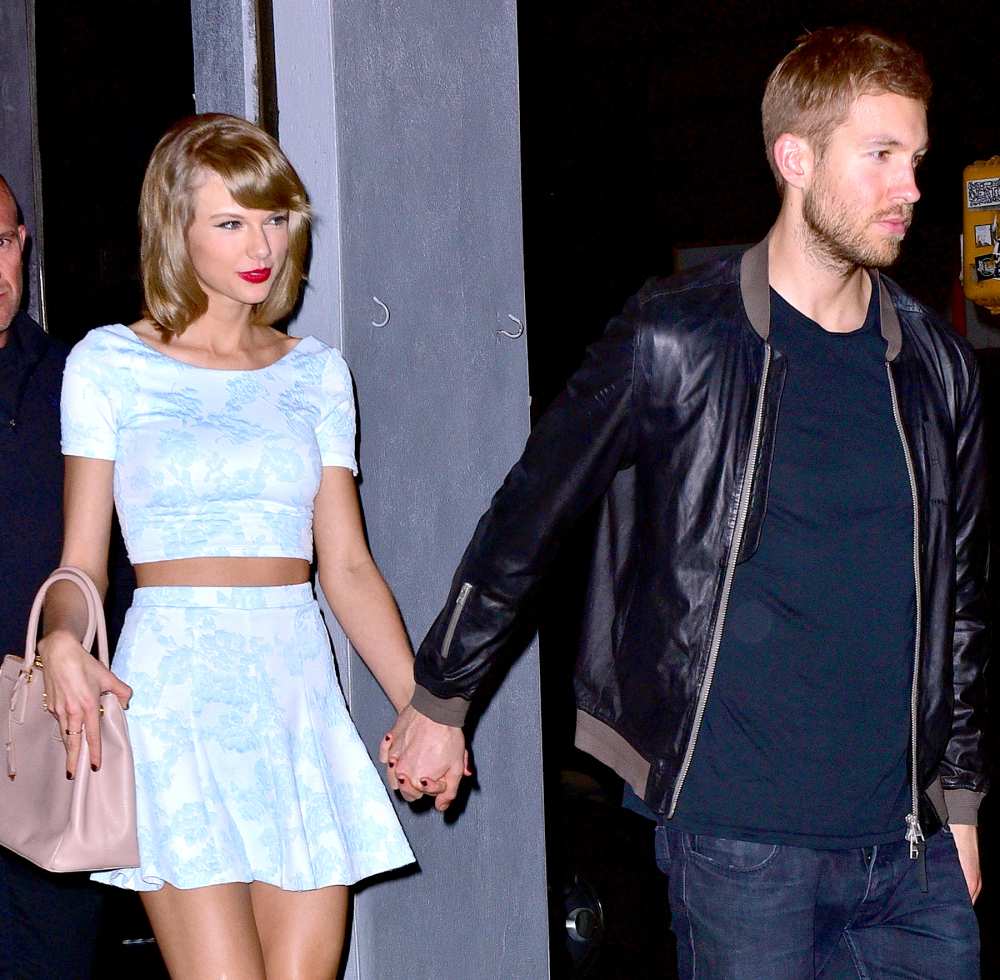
{"left": 672, "top": 286, "right": 914, "bottom": 849}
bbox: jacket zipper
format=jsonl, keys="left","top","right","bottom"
{"left": 887, "top": 364, "right": 925, "bottom": 860}
{"left": 668, "top": 345, "right": 772, "bottom": 818}
{"left": 441, "top": 582, "right": 473, "bottom": 660}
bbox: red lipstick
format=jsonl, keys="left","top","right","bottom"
{"left": 238, "top": 268, "right": 271, "bottom": 284}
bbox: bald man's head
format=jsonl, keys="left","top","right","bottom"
{"left": 0, "top": 175, "right": 27, "bottom": 336}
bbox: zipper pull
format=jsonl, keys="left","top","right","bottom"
{"left": 905, "top": 812, "right": 925, "bottom": 860}
{"left": 441, "top": 583, "right": 474, "bottom": 660}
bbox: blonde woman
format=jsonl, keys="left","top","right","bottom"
{"left": 39, "top": 114, "right": 414, "bottom": 978}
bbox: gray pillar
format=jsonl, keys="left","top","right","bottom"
{"left": 0, "top": 0, "right": 44, "bottom": 324}
{"left": 190, "top": 0, "right": 263, "bottom": 120}
{"left": 272, "top": 2, "right": 549, "bottom": 977}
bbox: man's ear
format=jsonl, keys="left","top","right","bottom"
{"left": 772, "top": 133, "right": 814, "bottom": 191}
{"left": 17, "top": 225, "right": 26, "bottom": 250}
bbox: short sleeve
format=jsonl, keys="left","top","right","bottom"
{"left": 315, "top": 348, "right": 358, "bottom": 474}
{"left": 60, "top": 331, "right": 118, "bottom": 460}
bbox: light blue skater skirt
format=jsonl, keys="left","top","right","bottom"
{"left": 91, "top": 584, "right": 414, "bottom": 892}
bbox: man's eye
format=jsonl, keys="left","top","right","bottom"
{"left": 871, "top": 150, "right": 891, "bottom": 162}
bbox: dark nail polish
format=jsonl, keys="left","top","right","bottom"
{"left": 384, "top": 734, "right": 391, "bottom": 741}
{"left": 420, "top": 779, "right": 428, "bottom": 787}
{"left": 388, "top": 761, "right": 395, "bottom": 768}
{"left": 66, "top": 771, "right": 72, "bottom": 780}
{"left": 91, "top": 764, "right": 98, "bottom": 772}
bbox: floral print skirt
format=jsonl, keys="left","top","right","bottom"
{"left": 91, "top": 584, "right": 414, "bottom": 892}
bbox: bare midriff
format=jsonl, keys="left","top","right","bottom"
{"left": 134, "top": 557, "right": 311, "bottom": 588}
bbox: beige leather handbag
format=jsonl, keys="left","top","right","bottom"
{"left": 0, "top": 566, "right": 139, "bottom": 872}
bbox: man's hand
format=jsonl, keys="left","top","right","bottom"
{"left": 380, "top": 704, "right": 471, "bottom": 812}
{"left": 950, "top": 823, "right": 981, "bottom": 903}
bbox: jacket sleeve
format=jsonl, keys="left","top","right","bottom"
{"left": 941, "top": 352, "right": 990, "bottom": 824}
{"left": 411, "top": 297, "right": 642, "bottom": 726}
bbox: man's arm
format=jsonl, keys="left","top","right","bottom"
{"left": 944, "top": 351, "right": 990, "bottom": 900}
{"left": 386, "top": 296, "right": 644, "bottom": 803}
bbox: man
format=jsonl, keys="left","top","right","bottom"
{"left": 385, "top": 27, "right": 987, "bottom": 978}
{"left": 0, "top": 174, "right": 104, "bottom": 977}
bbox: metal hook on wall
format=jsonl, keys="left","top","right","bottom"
{"left": 496, "top": 313, "right": 524, "bottom": 340}
{"left": 372, "top": 296, "right": 390, "bottom": 328}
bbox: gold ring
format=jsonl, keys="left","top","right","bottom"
{"left": 64, "top": 728, "right": 83, "bottom": 736}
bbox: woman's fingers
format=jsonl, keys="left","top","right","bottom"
{"left": 97, "top": 666, "right": 131, "bottom": 709}
{"left": 83, "top": 702, "right": 104, "bottom": 771}
{"left": 378, "top": 732, "right": 393, "bottom": 765}
{"left": 60, "top": 712, "right": 84, "bottom": 778}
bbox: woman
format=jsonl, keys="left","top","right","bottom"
{"left": 39, "top": 114, "right": 415, "bottom": 978}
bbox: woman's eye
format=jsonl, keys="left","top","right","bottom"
{"left": 267, "top": 214, "right": 289, "bottom": 227}
{"left": 216, "top": 220, "right": 242, "bottom": 230}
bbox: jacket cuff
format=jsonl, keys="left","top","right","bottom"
{"left": 944, "top": 789, "right": 985, "bottom": 826}
{"left": 410, "top": 685, "right": 470, "bottom": 727}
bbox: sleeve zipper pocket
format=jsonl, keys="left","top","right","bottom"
{"left": 441, "top": 582, "right": 473, "bottom": 660}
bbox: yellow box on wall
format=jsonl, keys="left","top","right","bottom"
{"left": 963, "top": 156, "right": 1000, "bottom": 315}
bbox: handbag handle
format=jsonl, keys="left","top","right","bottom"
{"left": 24, "top": 567, "right": 109, "bottom": 669}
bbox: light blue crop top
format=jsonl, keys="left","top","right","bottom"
{"left": 60, "top": 324, "right": 358, "bottom": 564}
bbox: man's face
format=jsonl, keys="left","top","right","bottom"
{"left": 802, "top": 92, "right": 928, "bottom": 270}
{"left": 0, "top": 190, "right": 27, "bottom": 331}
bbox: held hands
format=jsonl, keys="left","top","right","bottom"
{"left": 380, "top": 704, "right": 471, "bottom": 812}
{"left": 36, "top": 629, "right": 132, "bottom": 778}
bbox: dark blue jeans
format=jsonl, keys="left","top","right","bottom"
{"left": 655, "top": 825, "right": 979, "bottom": 979}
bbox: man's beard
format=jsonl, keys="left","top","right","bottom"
{"left": 802, "top": 177, "right": 911, "bottom": 273}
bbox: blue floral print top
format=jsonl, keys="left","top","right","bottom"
{"left": 60, "top": 324, "right": 357, "bottom": 563}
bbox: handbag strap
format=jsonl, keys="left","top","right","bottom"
{"left": 24, "top": 567, "right": 109, "bottom": 669}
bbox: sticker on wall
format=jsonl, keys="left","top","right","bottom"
{"left": 967, "top": 176, "right": 1000, "bottom": 210}
{"left": 974, "top": 223, "right": 994, "bottom": 247}
{"left": 975, "top": 254, "right": 999, "bottom": 281}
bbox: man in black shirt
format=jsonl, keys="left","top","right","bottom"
{"left": 387, "top": 27, "right": 987, "bottom": 978}
{"left": 0, "top": 174, "right": 104, "bottom": 977}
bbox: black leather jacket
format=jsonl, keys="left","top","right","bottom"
{"left": 412, "top": 238, "right": 990, "bottom": 831}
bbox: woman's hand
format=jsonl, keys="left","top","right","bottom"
{"left": 381, "top": 705, "right": 471, "bottom": 811}
{"left": 36, "top": 629, "right": 132, "bottom": 778}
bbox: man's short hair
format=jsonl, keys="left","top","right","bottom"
{"left": 139, "top": 113, "right": 311, "bottom": 334}
{"left": 761, "top": 26, "right": 932, "bottom": 189}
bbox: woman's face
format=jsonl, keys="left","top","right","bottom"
{"left": 185, "top": 170, "right": 290, "bottom": 315}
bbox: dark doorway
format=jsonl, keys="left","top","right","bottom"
{"left": 34, "top": 0, "right": 195, "bottom": 346}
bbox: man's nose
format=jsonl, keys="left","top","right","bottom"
{"left": 893, "top": 165, "right": 921, "bottom": 205}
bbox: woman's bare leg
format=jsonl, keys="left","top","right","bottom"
{"left": 250, "top": 881, "right": 350, "bottom": 980}
{"left": 141, "top": 882, "right": 266, "bottom": 979}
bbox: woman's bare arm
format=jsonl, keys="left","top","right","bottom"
{"left": 313, "top": 466, "right": 414, "bottom": 712}
{"left": 37, "top": 456, "right": 131, "bottom": 776}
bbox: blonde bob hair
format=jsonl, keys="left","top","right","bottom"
{"left": 140, "top": 113, "right": 310, "bottom": 333}
{"left": 762, "top": 26, "right": 931, "bottom": 191}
